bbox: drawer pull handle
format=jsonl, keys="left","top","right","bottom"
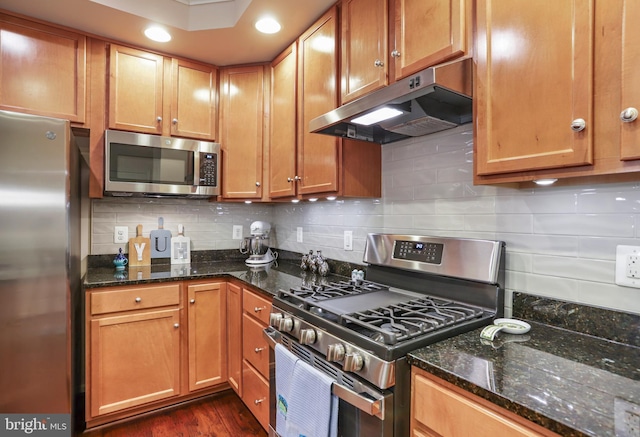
{"left": 254, "top": 306, "right": 266, "bottom": 312}
{"left": 174, "top": 323, "right": 180, "bottom": 328}
{"left": 135, "top": 297, "right": 142, "bottom": 303}
{"left": 254, "top": 347, "right": 264, "bottom": 353}
{"left": 254, "top": 398, "right": 265, "bottom": 405}
{"left": 190, "top": 299, "right": 196, "bottom": 304}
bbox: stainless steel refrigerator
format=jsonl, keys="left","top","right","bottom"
{"left": 0, "top": 110, "right": 80, "bottom": 434}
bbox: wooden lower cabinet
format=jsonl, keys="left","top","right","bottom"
{"left": 227, "top": 282, "right": 243, "bottom": 396}
{"left": 242, "top": 361, "right": 270, "bottom": 431}
{"left": 86, "top": 281, "right": 229, "bottom": 428}
{"left": 411, "top": 367, "right": 558, "bottom": 437}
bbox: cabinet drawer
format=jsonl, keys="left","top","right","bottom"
{"left": 91, "top": 284, "right": 181, "bottom": 315}
{"left": 242, "top": 361, "right": 269, "bottom": 431}
{"left": 243, "top": 289, "right": 272, "bottom": 325}
{"left": 242, "top": 313, "right": 270, "bottom": 378}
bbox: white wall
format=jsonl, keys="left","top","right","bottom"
{"left": 90, "top": 124, "right": 640, "bottom": 315}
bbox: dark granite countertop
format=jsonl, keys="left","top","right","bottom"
{"left": 408, "top": 296, "right": 640, "bottom": 437}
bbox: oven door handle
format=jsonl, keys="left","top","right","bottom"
{"left": 331, "top": 382, "right": 384, "bottom": 419}
{"left": 263, "top": 325, "right": 280, "bottom": 348}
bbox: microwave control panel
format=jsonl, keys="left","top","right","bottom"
{"left": 393, "top": 240, "right": 443, "bottom": 264}
{"left": 199, "top": 152, "right": 218, "bottom": 187}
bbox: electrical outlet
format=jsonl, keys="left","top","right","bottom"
{"left": 297, "top": 227, "right": 303, "bottom": 243}
{"left": 615, "top": 245, "right": 640, "bottom": 288}
{"left": 114, "top": 226, "right": 128, "bottom": 244}
{"left": 344, "top": 230, "right": 353, "bottom": 251}
{"left": 232, "top": 225, "right": 243, "bottom": 240}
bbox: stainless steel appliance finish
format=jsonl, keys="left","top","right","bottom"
{"left": 0, "top": 111, "right": 80, "bottom": 423}
{"left": 266, "top": 233, "right": 505, "bottom": 437}
{"left": 105, "top": 129, "right": 220, "bottom": 197}
{"left": 309, "top": 58, "right": 472, "bottom": 144}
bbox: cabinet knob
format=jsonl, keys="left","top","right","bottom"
{"left": 156, "top": 116, "right": 163, "bottom": 122}
{"left": 391, "top": 50, "right": 401, "bottom": 58}
{"left": 570, "top": 118, "right": 586, "bottom": 132}
{"left": 374, "top": 59, "right": 384, "bottom": 67}
{"left": 190, "top": 299, "right": 196, "bottom": 304}
{"left": 172, "top": 118, "right": 178, "bottom": 124}
{"left": 255, "top": 181, "right": 261, "bottom": 187}
{"left": 174, "top": 323, "right": 180, "bottom": 328}
{"left": 294, "top": 175, "right": 301, "bottom": 181}
{"left": 254, "top": 398, "right": 265, "bottom": 405}
{"left": 135, "top": 297, "right": 142, "bottom": 303}
{"left": 620, "top": 107, "right": 639, "bottom": 123}
{"left": 287, "top": 177, "right": 294, "bottom": 182}
{"left": 254, "top": 347, "right": 264, "bottom": 353}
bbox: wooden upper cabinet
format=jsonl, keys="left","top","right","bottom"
{"left": 340, "top": 0, "right": 388, "bottom": 103}
{"left": 219, "top": 65, "right": 265, "bottom": 199}
{"left": 269, "top": 43, "right": 298, "bottom": 199}
{"left": 297, "top": 6, "right": 340, "bottom": 196}
{"left": 474, "top": 0, "right": 594, "bottom": 176}
{"left": 108, "top": 44, "right": 164, "bottom": 134}
{"left": 391, "top": 0, "right": 468, "bottom": 81}
{"left": 620, "top": 0, "right": 640, "bottom": 160}
{"left": 0, "top": 13, "right": 86, "bottom": 123}
{"left": 171, "top": 59, "right": 218, "bottom": 140}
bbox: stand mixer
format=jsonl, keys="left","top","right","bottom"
{"left": 240, "top": 221, "right": 278, "bottom": 265}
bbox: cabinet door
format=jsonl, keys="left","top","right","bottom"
{"left": 220, "top": 65, "right": 265, "bottom": 199}
{"left": 108, "top": 44, "right": 164, "bottom": 134}
{"left": 269, "top": 43, "right": 298, "bottom": 199}
{"left": 171, "top": 58, "right": 218, "bottom": 140}
{"left": 227, "top": 282, "right": 242, "bottom": 396}
{"left": 341, "top": 0, "right": 388, "bottom": 103}
{"left": 391, "top": 0, "right": 467, "bottom": 81}
{"left": 89, "top": 309, "right": 181, "bottom": 417}
{"left": 297, "top": 6, "right": 340, "bottom": 195}
{"left": 620, "top": 0, "right": 640, "bottom": 160}
{"left": 474, "top": 0, "right": 594, "bottom": 176}
{"left": 0, "top": 13, "right": 86, "bottom": 123}
{"left": 187, "top": 282, "right": 227, "bottom": 392}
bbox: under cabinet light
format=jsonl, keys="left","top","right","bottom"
{"left": 351, "top": 107, "right": 403, "bottom": 125}
{"left": 308, "top": 198, "right": 318, "bottom": 202}
{"left": 291, "top": 199, "right": 300, "bottom": 203}
{"left": 326, "top": 196, "right": 337, "bottom": 201}
{"left": 533, "top": 179, "right": 558, "bottom": 186}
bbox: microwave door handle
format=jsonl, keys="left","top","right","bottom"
{"left": 193, "top": 151, "right": 201, "bottom": 186}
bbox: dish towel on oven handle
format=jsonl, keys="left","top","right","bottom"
{"left": 284, "top": 358, "right": 338, "bottom": 437}
{"left": 275, "top": 344, "right": 299, "bottom": 436}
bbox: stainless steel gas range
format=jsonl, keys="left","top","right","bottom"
{"left": 264, "top": 233, "right": 505, "bottom": 437}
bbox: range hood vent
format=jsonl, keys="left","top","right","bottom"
{"left": 309, "top": 58, "right": 473, "bottom": 144}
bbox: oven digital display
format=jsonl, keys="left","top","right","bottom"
{"left": 393, "top": 240, "right": 443, "bottom": 264}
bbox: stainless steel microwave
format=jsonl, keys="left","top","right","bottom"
{"left": 104, "top": 130, "right": 220, "bottom": 197}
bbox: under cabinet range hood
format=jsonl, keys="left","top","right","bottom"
{"left": 310, "top": 58, "right": 473, "bottom": 144}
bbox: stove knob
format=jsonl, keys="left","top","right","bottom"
{"left": 269, "top": 313, "right": 283, "bottom": 328}
{"left": 326, "top": 344, "right": 346, "bottom": 362}
{"left": 343, "top": 352, "right": 364, "bottom": 372}
{"left": 299, "top": 328, "right": 316, "bottom": 345}
{"left": 279, "top": 317, "right": 294, "bottom": 332}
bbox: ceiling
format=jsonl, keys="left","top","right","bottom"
{"left": 0, "top": 0, "right": 336, "bottom": 66}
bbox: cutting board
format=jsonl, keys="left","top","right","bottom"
{"left": 128, "top": 224, "right": 151, "bottom": 266}
{"left": 171, "top": 224, "right": 191, "bottom": 265}
{"left": 150, "top": 217, "right": 172, "bottom": 258}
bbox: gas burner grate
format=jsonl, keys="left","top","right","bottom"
{"left": 279, "top": 280, "right": 390, "bottom": 308}
{"left": 341, "top": 297, "right": 485, "bottom": 345}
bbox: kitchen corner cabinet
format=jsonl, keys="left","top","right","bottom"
{"left": 390, "top": 0, "right": 469, "bottom": 81}
{"left": 186, "top": 281, "right": 227, "bottom": 391}
{"left": 0, "top": 13, "right": 86, "bottom": 123}
{"left": 474, "top": 1, "right": 640, "bottom": 184}
{"left": 227, "top": 281, "right": 243, "bottom": 395}
{"left": 340, "top": 0, "right": 389, "bottom": 104}
{"left": 219, "top": 65, "right": 266, "bottom": 200}
{"left": 86, "top": 281, "right": 228, "bottom": 428}
{"left": 411, "top": 367, "right": 559, "bottom": 437}
{"left": 241, "top": 287, "right": 272, "bottom": 431}
{"left": 108, "top": 44, "right": 217, "bottom": 139}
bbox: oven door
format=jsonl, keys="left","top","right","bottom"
{"left": 264, "top": 327, "right": 394, "bottom": 437}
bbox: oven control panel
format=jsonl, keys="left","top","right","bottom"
{"left": 393, "top": 240, "right": 443, "bottom": 264}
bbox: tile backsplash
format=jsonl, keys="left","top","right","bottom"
{"left": 91, "top": 124, "right": 640, "bottom": 316}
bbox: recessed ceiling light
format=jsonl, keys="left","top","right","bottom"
{"left": 255, "top": 17, "right": 281, "bottom": 34}
{"left": 144, "top": 26, "right": 172, "bottom": 42}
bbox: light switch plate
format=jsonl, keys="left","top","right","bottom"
{"left": 297, "top": 227, "right": 303, "bottom": 243}
{"left": 344, "top": 231, "right": 353, "bottom": 251}
{"left": 114, "top": 226, "right": 128, "bottom": 244}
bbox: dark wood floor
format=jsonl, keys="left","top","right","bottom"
{"left": 80, "top": 391, "right": 267, "bottom": 437}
